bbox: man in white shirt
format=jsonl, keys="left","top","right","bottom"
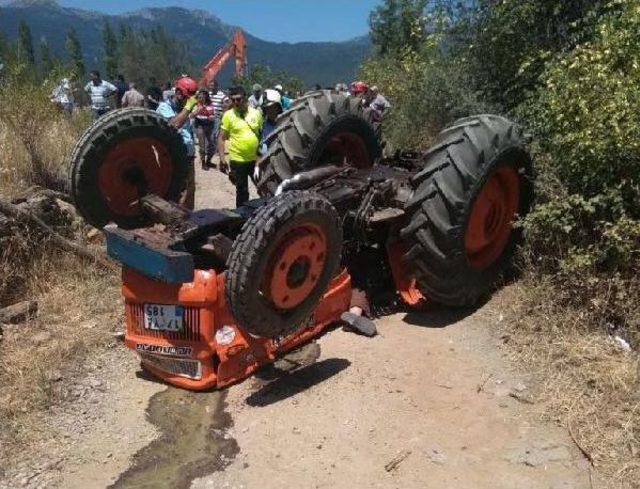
{"left": 84, "top": 70, "right": 117, "bottom": 119}
{"left": 208, "top": 79, "right": 226, "bottom": 142}
{"left": 248, "top": 84, "right": 263, "bottom": 110}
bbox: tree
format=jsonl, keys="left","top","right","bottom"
{"left": 232, "top": 64, "right": 305, "bottom": 95}
{"left": 64, "top": 27, "right": 84, "bottom": 77}
{"left": 102, "top": 19, "right": 118, "bottom": 80}
{"left": 17, "top": 20, "right": 35, "bottom": 66}
{"left": 39, "top": 38, "right": 53, "bottom": 74}
{"left": 369, "top": 0, "right": 428, "bottom": 55}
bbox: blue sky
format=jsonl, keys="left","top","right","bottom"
{"left": 56, "top": 0, "right": 382, "bottom": 42}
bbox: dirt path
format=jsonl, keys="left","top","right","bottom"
{"left": 2, "top": 161, "right": 597, "bottom": 489}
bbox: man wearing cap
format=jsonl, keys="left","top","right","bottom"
{"left": 156, "top": 76, "right": 198, "bottom": 209}
{"left": 218, "top": 86, "right": 263, "bottom": 207}
{"left": 248, "top": 84, "right": 263, "bottom": 110}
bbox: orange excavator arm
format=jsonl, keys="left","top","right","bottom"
{"left": 200, "top": 29, "right": 247, "bottom": 87}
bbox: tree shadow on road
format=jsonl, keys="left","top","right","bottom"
{"left": 246, "top": 358, "right": 351, "bottom": 407}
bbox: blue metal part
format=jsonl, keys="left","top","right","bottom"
{"left": 104, "top": 225, "right": 194, "bottom": 284}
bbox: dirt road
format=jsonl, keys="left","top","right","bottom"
{"left": 2, "top": 162, "right": 595, "bottom": 489}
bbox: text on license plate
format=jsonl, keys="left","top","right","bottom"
{"left": 143, "top": 304, "right": 184, "bottom": 332}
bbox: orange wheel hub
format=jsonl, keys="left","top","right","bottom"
{"left": 465, "top": 165, "right": 520, "bottom": 269}
{"left": 262, "top": 224, "right": 327, "bottom": 310}
{"left": 97, "top": 137, "right": 173, "bottom": 216}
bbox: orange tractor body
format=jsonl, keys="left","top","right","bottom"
{"left": 69, "top": 93, "right": 533, "bottom": 393}
{"left": 123, "top": 267, "right": 352, "bottom": 390}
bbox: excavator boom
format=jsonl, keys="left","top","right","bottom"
{"left": 200, "top": 29, "right": 247, "bottom": 87}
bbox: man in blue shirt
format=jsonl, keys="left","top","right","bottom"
{"left": 156, "top": 79, "right": 197, "bottom": 209}
{"left": 274, "top": 84, "right": 292, "bottom": 110}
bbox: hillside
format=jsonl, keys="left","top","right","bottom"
{"left": 0, "top": 0, "right": 371, "bottom": 86}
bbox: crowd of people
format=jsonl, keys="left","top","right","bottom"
{"left": 54, "top": 72, "right": 390, "bottom": 209}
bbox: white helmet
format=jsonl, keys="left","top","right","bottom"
{"left": 263, "top": 88, "right": 282, "bottom": 108}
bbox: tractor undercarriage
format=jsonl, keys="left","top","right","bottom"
{"left": 69, "top": 91, "right": 533, "bottom": 390}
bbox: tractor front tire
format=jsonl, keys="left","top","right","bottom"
{"left": 401, "top": 115, "right": 533, "bottom": 306}
{"left": 226, "top": 191, "right": 342, "bottom": 338}
{"left": 68, "top": 107, "right": 189, "bottom": 229}
{"left": 256, "top": 90, "right": 381, "bottom": 196}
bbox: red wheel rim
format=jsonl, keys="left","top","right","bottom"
{"left": 261, "top": 224, "right": 327, "bottom": 310}
{"left": 322, "top": 131, "right": 370, "bottom": 168}
{"left": 97, "top": 137, "right": 174, "bottom": 217}
{"left": 465, "top": 165, "right": 520, "bottom": 269}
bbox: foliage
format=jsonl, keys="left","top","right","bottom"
{"left": 465, "top": 0, "right": 607, "bottom": 110}
{"left": 360, "top": 43, "right": 489, "bottom": 149}
{"left": 361, "top": 5, "right": 490, "bottom": 149}
{"left": 102, "top": 20, "right": 118, "bottom": 80}
{"left": 17, "top": 20, "right": 35, "bottom": 66}
{"left": 116, "top": 24, "right": 195, "bottom": 92}
{"left": 232, "top": 64, "right": 305, "bottom": 95}
{"left": 64, "top": 27, "right": 84, "bottom": 77}
{"left": 39, "top": 39, "right": 54, "bottom": 74}
{"left": 369, "top": 0, "right": 428, "bottom": 55}
{"left": 518, "top": 0, "right": 640, "bottom": 201}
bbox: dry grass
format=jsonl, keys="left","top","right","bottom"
{"left": 0, "top": 111, "right": 91, "bottom": 198}
{"left": 0, "top": 249, "right": 121, "bottom": 463}
{"left": 0, "top": 80, "right": 112, "bottom": 463}
{"left": 503, "top": 277, "right": 640, "bottom": 488}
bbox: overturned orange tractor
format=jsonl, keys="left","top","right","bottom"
{"left": 69, "top": 91, "right": 533, "bottom": 390}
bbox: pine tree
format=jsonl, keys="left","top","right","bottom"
{"left": 18, "top": 20, "right": 36, "bottom": 65}
{"left": 103, "top": 19, "right": 118, "bottom": 79}
{"left": 369, "top": 0, "right": 427, "bottom": 55}
{"left": 39, "top": 38, "right": 53, "bottom": 74}
{"left": 65, "top": 27, "right": 84, "bottom": 77}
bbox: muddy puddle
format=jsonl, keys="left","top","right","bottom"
{"left": 110, "top": 386, "right": 238, "bottom": 489}
{"left": 110, "top": 342, "right": 322, "bottom": 489}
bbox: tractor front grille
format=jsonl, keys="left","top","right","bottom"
{"left": 126, "top": 303, "right": 201, "bottom": 341}
{"left": 139, "top": 352, "right": 202, "bottom": 380}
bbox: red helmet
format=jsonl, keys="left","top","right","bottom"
{"left": 175, "top": 76, "right": 198, "bottom": 97}
{"left": 350, "top": 81, "right": 369, "bottom": 96}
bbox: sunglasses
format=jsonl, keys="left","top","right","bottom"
{"left": 231, "top": 96, "right": 244, "bottom": 102}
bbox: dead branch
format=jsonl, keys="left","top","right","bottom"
{"left": 0, "top": 197, "right": 116, "bottom": 271}
{"left": 0, "top": 300, "right": 38, "bottom": 324}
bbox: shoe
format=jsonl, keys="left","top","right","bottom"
{"left": 201, "top": 164, "right": 209, "bottom": 171}
{"left": 340, "top": 312, "right": 377, "bottom": 337}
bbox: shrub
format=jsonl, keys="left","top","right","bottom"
{"left": 360, "top": 39, "right": 490, "bottom": 150}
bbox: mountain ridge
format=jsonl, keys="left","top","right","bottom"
{"left": 0, "top": 0, "right": 371, "bottom": 85}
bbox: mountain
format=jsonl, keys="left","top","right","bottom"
{"left": 0, "top": 0, "right": 372, "bottom": 86}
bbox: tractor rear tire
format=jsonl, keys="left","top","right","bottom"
{"left": 226, "top": 191, "right": 342, "bottom": 338}
{"left": 400, "top": 115, "right": 533, "bottom": 306}
{"left": 68, "top": 107, "right": 189, "bottom": 229}
{"left": 256, "top": 90, "right": 381, "bottom": 196}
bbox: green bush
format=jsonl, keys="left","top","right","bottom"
{"left": 518, "top": 0, "right": 640, "bottom": 204}
{"left": 360, "top": 40, "right": 490, "bottom": 150}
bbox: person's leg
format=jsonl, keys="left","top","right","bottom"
{"left": 179, "top": 157, "right": 195, "bottom": 210}
{"left": 230, "top": 161, "right": 250, "bottom": 208}
{"left": 204, "top": 125, "right": 215, "bottom": 167}
{"left": 195, "top": 125, "right": 206, "bottom": 170}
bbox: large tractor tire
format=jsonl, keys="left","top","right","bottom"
{"left": 68, "top": 108, "right": 189, "bottom": 229}
{"left": 400, "top": 115, "right": 533, "bottom": 306}
{"left": 226, "top": 191, "right": 342, "bottom": 338}
{"left": 256, "top": 90, "right": 381, "bottom": 196}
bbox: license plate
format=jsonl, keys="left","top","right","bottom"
{"left": 143, "top": 304, "right": 184, "bottom": 332}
